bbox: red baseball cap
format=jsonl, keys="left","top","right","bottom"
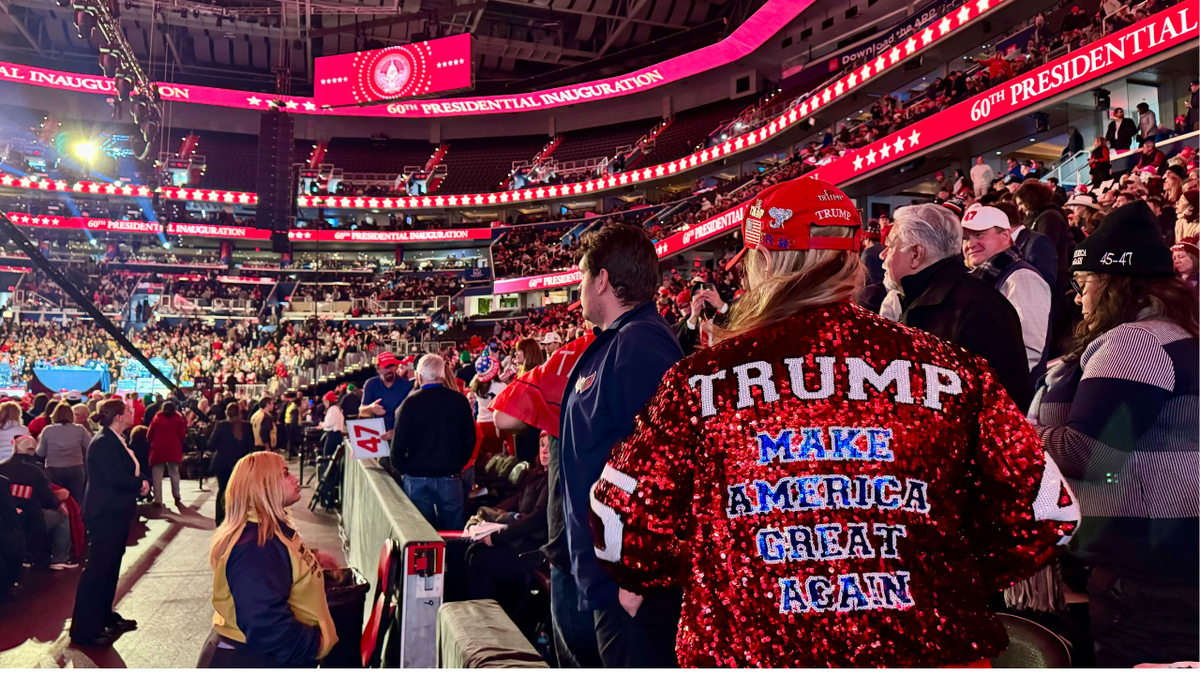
{"left": 376, "top": 351, "right": 400, "bottom": 368}
{"left": 725, "top": 177, "right": 862, "bottom": 271}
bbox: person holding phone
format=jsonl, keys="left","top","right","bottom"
{"left": 674, "top": 278, "right": 730, "bottom": 357}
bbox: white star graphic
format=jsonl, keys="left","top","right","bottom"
{"left": 847, "top": 72, "right": 858, "bottom": 88}
{"left": 977, "top": 0, "right": 989, "bottom": 12}
{"left": 905, "top": 37, "right": 917, "bottom": 54}
{"left": 893, "top": 137, "right": 905, "bottom": 154}
{"left": 958, "top": 6, "right": 971, "bottom": 23}
{"left": 853, "top": 155, "right": 864, "bottom": 171}
{"left": 889, "top": 47, "right": 902, "bottom": 63}
{"left": 248, "top": 96, "right": 262, "bottom": 106}
{"left": 875, "top": 56, "right": 886, "bottom": 72}
{"left": 667, "top": 162, "right": 678, "bottom": 173}
{"left": 879, "top": 143, "right": 891, "bottom": 159}
{"left": 866, "top": 149, "right": 877, "bottom": 164}
{"left": 834, "top": 80, "right": 845, "bottom": 96}
{"left": 723, "top": 141, "right": 734, "bottom": 153}
{"left": 285, "top": 100, "right": 298, "bottom": 109}
{"left": 655, "top": 165, "right": 666, "bottom": 177}
{"left": 861, "top": 64, "right": 872, "bottom": 80}
{"left": 922, "top": 27, "right": 935, "bottom": 44}
{"left": 939, "top": 16, "right": 952, "bottom": 33}
{"left": 302, "top": 102, "right": 317, "bottom": 111}
{"left": 822, "top": 88, "right": 832, "bottom": 103}
{"left": 800, "top": 101, "right": 809, "bottom": 116}
{"left": 908, "top": 129, "right": 921, "bottom": 146}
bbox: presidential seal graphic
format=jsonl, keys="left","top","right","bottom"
{"left": 372, "top": 53, "right": 412, "bottom": 96}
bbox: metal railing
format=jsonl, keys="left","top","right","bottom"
{"left": 1043, "top": 150, "right": 1092, "bottom": 188}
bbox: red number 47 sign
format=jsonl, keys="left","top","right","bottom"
{"left": 347, "top": 418, "right": 391, "bottom": 459}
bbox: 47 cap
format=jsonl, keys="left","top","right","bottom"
{"left": 726, "top": 177, "right": 862, "bottom": 271}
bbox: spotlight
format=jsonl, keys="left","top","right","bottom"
{"left": 98, "top": 44, "right": 120, "bottom": 77}
{"left": 114, "top": 72, "right": 134, "bottom": 101}
{"left": 74, "top": 141, "right": 97, "bottom": 161}
{"left": 131, "top": 95, "right": 149, "bottom": 124}
{"left": 1093, "top": 88, "right": 1111, "bottom": 110}
{"left": 73, "top": 8, "right": 95, "bottom": 39}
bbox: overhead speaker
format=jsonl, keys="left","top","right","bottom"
{"left": 254, "top": 108, "right": 296, "bottom": 233}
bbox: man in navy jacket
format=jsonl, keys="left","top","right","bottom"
{"left": 559, "top": 224, "right": 684, "bottom": 667}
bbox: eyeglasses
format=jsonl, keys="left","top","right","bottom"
{"left": 1070, "top": 277, "right": 1087, "bottom": 295}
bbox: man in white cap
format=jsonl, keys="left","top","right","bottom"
{"left": 962, "top": 204, "right": 1052, "bottom": 375}
{"left": 540, "top": 331, "right": 563, "bottom": 356}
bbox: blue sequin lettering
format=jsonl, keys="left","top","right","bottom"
{"left": 754, "top": 478, "right": 795, "bottom": 514}
{"left": 726, "top": 483, "right": 756, "bottom": 518}
{"left": 829, "top": 427, "right": 866, "bottom": 460}
{"left": 758, "top": 429, "right": 797, "bottom": 465}
{"left": 807, "top": 576, "right": 835, "bottom": 612}
{"left": 872, "top": 523, "right": 907, "bottom": 558}
{"left": 778, "top": 577, "right": 809, "bottom": 613}
{"left": 794, "top": 475, "right": 822, "bottom": 509}
{"left": 757, "top": 528, "right": 786, "bottom": 563}
{"left": 874, "top": 476, "right": 901, "bottom": 509}
{"left": 814, "top": 523, "right": 846, "bottom": 559}
{"left": 784, "top": 525, "right": 815, "bottom": 560}
{"left": 869, "top": 571, "right": 914, "bottom": 609}
{"left": 824, "top": 475, "right": 853, "bottom": 509}
{"left": 853, "top": 475, "right": 873, "bottom": 508}
{"left": 837, "top": 574, "right": 874, "bottom": 612}
{"left": 866, "top": 428, "right": 895, "bottom": 461}
{"left": 902, "top": 479, "right": 931, "bottom": 514}
{"left": 797, "top": 427, "right": 828, "bottom": 460}
{"left": 845, "top": 522, "right": 876, "bottom": 558}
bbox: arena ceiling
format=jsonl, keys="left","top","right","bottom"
{"left": 0, "top": 0, "right": 766, "bottom": 94}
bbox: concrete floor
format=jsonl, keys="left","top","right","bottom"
{"left": 0, "top": 461, "right": 345, "bottom": 668}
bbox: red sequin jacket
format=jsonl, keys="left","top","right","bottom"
{"left": 590, "top": 303, "right": 1079, "bottom": 667}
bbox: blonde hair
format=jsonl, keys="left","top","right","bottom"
{"left": 715, "top": 231, "right": 865, "bottom": 341}
{"left": 208, "top": 452, "right": 293, "bottom": 569}
{"left": 0, "top": 401, "right": 21, "bottom": 428}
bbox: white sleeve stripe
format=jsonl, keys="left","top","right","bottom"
{"left": 601, "top": 463, "right": 638, "bottom": 493}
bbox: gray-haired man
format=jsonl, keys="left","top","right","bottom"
{"left": 881, "top": 203, "right": 1033, "bottom": 410}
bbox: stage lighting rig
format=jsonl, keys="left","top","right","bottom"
{"left": 70, "top": 0, "right": 162, "bottom": 160}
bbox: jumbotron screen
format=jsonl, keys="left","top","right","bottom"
{"left": 314, "top": 34, "right": 472, "bottom": 107}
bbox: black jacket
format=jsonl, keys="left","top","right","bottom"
{"left": 143, "top": 401, "right": 161, "bottom": 427}
{"left": 392, "top": 384, "right": 476, "bottom": 477}
{"left": 1012, "top": 226, "right": 1059, "bottom": 288}
{"left": 490, "top": 467, "right": 548, "bottom": 549}
{"left": 672, "top": 301, "right": 732, "bottom": 358}
{"left": 1105, "top": 117, "right": 1137, "bottom": 151}
{"left": 0, "top": 454, "right": 57, "bottom": 510}
{"left": 898, "top": 257, "right": 1033, "bottom": 411}
{"left": 82, "top": 427, "right": 144, "bottom": 525}
{"left": 208, "top": 420, "right": 256, "bottom": 476}
{"left": 1027, "top": 206, "right": 1073, "bottom": 291}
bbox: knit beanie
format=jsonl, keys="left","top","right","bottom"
{"left": 1070, "top": 202, "right": 1174, "bottom": 277}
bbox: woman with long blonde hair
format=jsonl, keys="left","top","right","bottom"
{"left": 198, "top": 452, "right": 338, "bottom": 668}
{"left": 587, "top": 177, "right": 1079, "bottom": 667}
